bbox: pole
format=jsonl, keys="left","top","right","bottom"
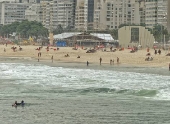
{"left": 161, "top": 24, "right": 163, "bottom": 48}
{"left": 164, "top": 34, "right": 166, "bottom": 54}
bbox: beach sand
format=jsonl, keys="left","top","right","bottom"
{"left": 0, "top": 44, "right": 170, "bottom": 68}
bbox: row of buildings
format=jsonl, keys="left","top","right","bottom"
{"left": 0, "top": 0, "right": 170, "bottom": 32}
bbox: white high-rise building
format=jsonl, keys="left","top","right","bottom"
{"left": 0, "top": 1, "right": 31, "bottom": 25}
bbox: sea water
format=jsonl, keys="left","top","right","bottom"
{"left": 1, "top": 62, "right": 170, "bottom": 124}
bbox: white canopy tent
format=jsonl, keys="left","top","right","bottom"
{"left": 53, "top": 32, "right": 114, "bottom": 42}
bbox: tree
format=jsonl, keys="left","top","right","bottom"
{"left": 152, "top": 24, "right": 169, "bottom": 42}
{"left": 53, "top": 24, "right": 64, "bottom": 34}
{"left": 0, "top": 20, "right": 49, "bottom": 39}
{"left": 110, "top": 29, "right": 118, "bottom": 40}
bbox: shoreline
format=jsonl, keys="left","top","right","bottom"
{"left": 0, "top": 55, "right": 168, "bottom": 68}
{"left": 0, "top": 45, "right": 170, "bottom": 69}
{"left": 0, "top": 56, "right": 170, "bottom": 76}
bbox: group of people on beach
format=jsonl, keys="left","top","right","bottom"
{"left": 110, "top": 57, "right": 120, "bottom": 65}
{"left": 154, "top": 49, "right": 161, "bottom": 55}
{"left": 98, "top": 57, "right": 120, "bottom": 65}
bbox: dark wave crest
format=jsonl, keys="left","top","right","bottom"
{"left": 76, "top": 88, "right": 157, "bottom": 97}
{"left": 21, "top": 87, "right": 157, "bottom": 97}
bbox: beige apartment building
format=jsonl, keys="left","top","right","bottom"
{"left": 25, "top": 3, "right": 41, "bottom": 22}
{"left": 75, "top": 0, "right": 98, "bottom": 31}
{"left": 75, "top": 0, "right": 88, "bottom": 31}
{"left": 145, "top": 0, "right": 167, "bottom": 28}
{"left": 0, "top": 1, "right": 31, "bottom": 25}
{"left": 93, "top": 0, "right": 141, "bottom": 30}
{"left": 52, "top": 0, "right": 76, "bottom": 29}
{"left": 167, "top": 0, "right": 170, "bottom": 33}
{"left": 26, "top": 0, "right": 76, "bottom": 31}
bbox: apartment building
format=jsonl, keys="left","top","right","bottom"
{"left": 75, "top": 0, "right": 98, "bottom": 31}
{"left": 167, "top": 0, "right": 170, "bottom": 33}
{"left": 52, "top": 0, "right": 76, "bottom": 29}
{"left": 75, "top": 0, "right": 88, "bottom": 31}
{"left": 93, "top": 0, "right": 140, "bottom": 30}
{"left": 0, "top": 1, "right": 31, "bottom": 25}
{"left": 25, "top": 3, "right": 41, "bottom": 22}
{"left": 157, "top": 0, "right": 167, "bottom": 27}
{"left": 15, "top": 0, "right": 40, "bottom": 3}
{"left": 145, "top": 0, "right": 167, "bottom": 28}
{"left": 139, "top": 0, "right": 145, "bottom": 25}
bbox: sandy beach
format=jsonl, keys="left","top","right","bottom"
{"left": 0, "top": 44, "right": 170, "bottom": 68}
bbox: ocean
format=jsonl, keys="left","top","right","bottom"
{"left": 1, "top": 59, "right": 170, "bottom": 124}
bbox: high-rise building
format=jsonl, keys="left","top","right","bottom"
{"left": 52, "top": 0, "right": 76, "bottom": 29}
{"left": 75, "top": 0, "right": 88, "bottom": 31}
{"left": 75, "top": 0, "right": 97, "bottom": 31}
{"left": 145, "top": 0, "right": 167, "bottom": 28}
{"left": 93, "top": 0, "right": 140, "bottom": 30}
{"left": 0, "top": 1, "right": 31, "bottom": 25}
{"left": 167, "top": 0, "right": 170, "bottom": 33}
{"left": 25, "top": 3, "right": 41, "bottom": 22}
{"left": 15, "top": 0, "right": 40, "bottom": 3}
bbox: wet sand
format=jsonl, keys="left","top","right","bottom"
{"left": 0, "top": 44, "right": 170, "bottom": 68}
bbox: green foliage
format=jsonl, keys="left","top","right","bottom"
{"left": 118, "top": 23, "right": 146, "bottom": 29}
{"left": 53, "top": 24, "right": 64, "bottom": 34}
{"left": 0, "top": 20, "right": 48, "bottom": 38}
{"left": 152, "top": 24, "right": 169, "bottom": 42}
{"left": 109, "top": 29, "right": 118, "bottom": 40}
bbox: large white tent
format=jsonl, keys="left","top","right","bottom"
{"left": 53, "top": 32, "right": 114, "bottom": 42}
{"left": 53, "top": 32, "right": 81, "bottom": 40}
{"left": 90, "top": 33, "right": 114, "bottom": 42}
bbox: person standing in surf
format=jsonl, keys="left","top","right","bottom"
{"left": 99, "top": 57, "right": 102, "bottom": 65}
{"left": 51, "top": 55, "right": 53, "bottom": 63}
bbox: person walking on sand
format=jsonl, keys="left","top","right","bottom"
{"left": 169, "top": 63, "right": 170, "bottom": 71}
{"left": 51, "top": 55, "right": 53, "bottom": 63}
{"left": 117, "top": 57, "right": 119, "bottom": 64}
{"left": 99, "top": 57, "right": 102, "bottom": 65}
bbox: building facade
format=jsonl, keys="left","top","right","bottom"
{"left": 52, "top": 0, "right": 76, "bottom": 29}
{"left": 93, "top": 0, "right": 141, "bottom": 30}
{"left": 0, "top": 1, "right": 31, "bottom": 25}
{"left": 167, "top": 0, "right": 170, "bottom": 33}
{"left": 145, "top": 0, "right": 167, "bottom": 28}
{"left": 118, "top": 26, "right": 155, "bottom": 48}
{"left": 0, "top": 0, "right": 169, "bottom": 33}
{"left": 25, "top": 3, "right": 41, "bottom": 22}
{"left": 75, "top": 0, "right": 88, "bottom": 31}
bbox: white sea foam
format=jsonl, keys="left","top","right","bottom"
{"left": 0, "top": 63, "right": 170, "bottom": 100}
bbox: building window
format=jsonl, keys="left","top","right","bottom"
{"left": 131, "top": 28, "right": 139, "bottom": 43}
